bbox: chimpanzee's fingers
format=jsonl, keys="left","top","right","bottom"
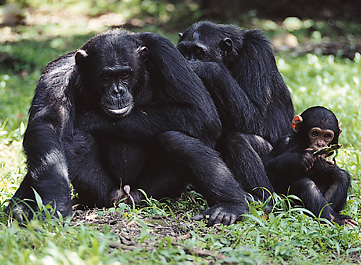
{"left": 123, "top": 185, "right": 131, "bottom": 195}
{"left": 344, "top": 218, "right": 358, "bottom": 228}
{"left": 208, "top": 210, "right": 224, "bottom": 226}
{"left": 191, "top": 213, "right": 205, "bottom": 221}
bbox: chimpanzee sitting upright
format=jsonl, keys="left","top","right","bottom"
{"left": 7, "top": 29, "right": 249, "bottom": 226}
{"left": 177, "top": 21, "right": 295, "bottom": 204}
{"left": 264, "top": 106, "right": 357, "bottom": 226}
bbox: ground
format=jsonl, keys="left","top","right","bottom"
{"left": 70, "top": 204, "right": 229, "bottom": 262}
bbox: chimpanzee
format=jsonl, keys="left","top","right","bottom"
{"left": 7, "top": 29, "right": 249, "bottom": 226}
{"left": 177, "top": 21, "right": 295, "bottom": 203}
{"left": 264, "top": 106, "right": 357, "bottom": 226}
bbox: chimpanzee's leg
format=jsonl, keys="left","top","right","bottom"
{"left": 217, "top": 132, "right": 274, "bottom": 202}
{"left": 66, "top": 130, "right": 125, "bottom": 207}
{"left": 321, "top": 168, "right": 350, "bottom": 212}
{"left": 292, "top": 178, "right": 334, "bottom": 219}
{"left": 156, "top": 131, "right": 249, "bottom": 226}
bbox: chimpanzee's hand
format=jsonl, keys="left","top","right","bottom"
{"left": 301, "top": 150, "right": 315, "bottom": 171}
{"left": 313, "top": 155, "right": 334, "bottom": 170}
{"left": 332, "top": 214, "right": 359, "bottom": 228}
{"left": 192, "top": 203, "right": 247, "bottom": 226}
{"left": 5, "top": 200, "right": 35, "bottom": 224}
{"left": 110, "top": 185, "right": 143, "bottom": 205}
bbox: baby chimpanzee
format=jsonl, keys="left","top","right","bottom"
{"left": 265, "top": 106, "right": 357, "bottom": 227}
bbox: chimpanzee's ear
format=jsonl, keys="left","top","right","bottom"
{"left": 292, "top": 115, "right": 303, "bottom": 133}
{"left": 75, "top": 49, "right": 88, "bottom": 65}
{"left": 338, "top": 122, "right": 342, "bottom": 135}
{"left": 219, "top": 37, "right": 233, "bottom": 53}
{"left": 137, "top": 46, "right": 148, "bottom": 62}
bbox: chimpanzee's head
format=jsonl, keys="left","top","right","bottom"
{"left": 177, "top": 21, "right": 242, "bottom": 67}
{"left": 292, "top": 106, "right": 341, "bottom": 151}
{"left": 75, "top": 29, "right": 149, "bottom": 117}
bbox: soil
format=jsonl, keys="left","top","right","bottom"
{"left": 70, "top": 206, "right": 195, "bottom": 242}
{"left": 69, "top": 206, "right": 228, "bottom": 262}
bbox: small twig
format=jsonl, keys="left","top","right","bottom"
{"left": 176, "top": 243, "right": 227, "bottom": 261}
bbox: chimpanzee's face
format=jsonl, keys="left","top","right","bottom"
{"left": 308, "top": 127, "right": 334, "bottom": 151}
{"left": 177, "top": 23, "right": 233, "bottom": 64}
{"left": 292, "top": 106, "right": 341, "bottom": 150}
{"left": 97, "top": 62, "right": 134, "bottom": 117}
{"left": 75, "top": 33, "right": 148, "bottom": 117}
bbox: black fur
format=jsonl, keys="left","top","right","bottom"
{"left": 264, "top": 106, "right": 352, "bottom": 225}
{"left": 7, "top": 29, "right": 249, "bottom": 226}
{"left": 177, "top": 21, "right": 295, "bottom": 202}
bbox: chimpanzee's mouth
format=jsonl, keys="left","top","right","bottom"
{"left": 108, "top": 106, "right": 131, "bottom": 115}
{"left": 104, "top": 103, "right": 133, "bottom": 117}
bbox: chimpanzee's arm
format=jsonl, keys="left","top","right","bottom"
{"left": 189, "top": 61, "right": 260, "bottom": 132}
{"left": 76, "top": 103, "right": 218, "bottom": 146}
{"left": 311, "top": 157, "right": 351, "bottom": 212}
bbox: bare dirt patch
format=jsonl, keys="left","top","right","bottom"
{"left": 69, "top": 206, "right": 228, "bottom": 262}
{"left": 70, "top": 207, "right": 194, "bottom": 241}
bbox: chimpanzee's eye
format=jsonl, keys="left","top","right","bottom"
{"left": 102, "top": 72, "right": 112, "bottom": 81}
{"left": 119, "top": 68, "right": 132, "bottom": 79}
{"left": 114, "top": 66, "right": 132, "bottom": 80}
{"left": 311, "top": 131, "right": 318, "bottom": 137}
{"left": 194, "top": 47, "right": 205, "bottom": 60}
{"left": 324, "top": 133, "right": 332, "bottom": 139}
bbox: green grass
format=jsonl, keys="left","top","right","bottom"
{"left": 1, "top": 4, "right": 361, "bottom": 264}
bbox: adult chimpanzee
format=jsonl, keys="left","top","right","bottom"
{"left": 7, "top": 29, "right": 249, "bottom": 226}
{"left": 177, "top": 21, "right": 295, "bottom": 203}
{"left": 264, "top": 106, "right": 357, "bottom": 226}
